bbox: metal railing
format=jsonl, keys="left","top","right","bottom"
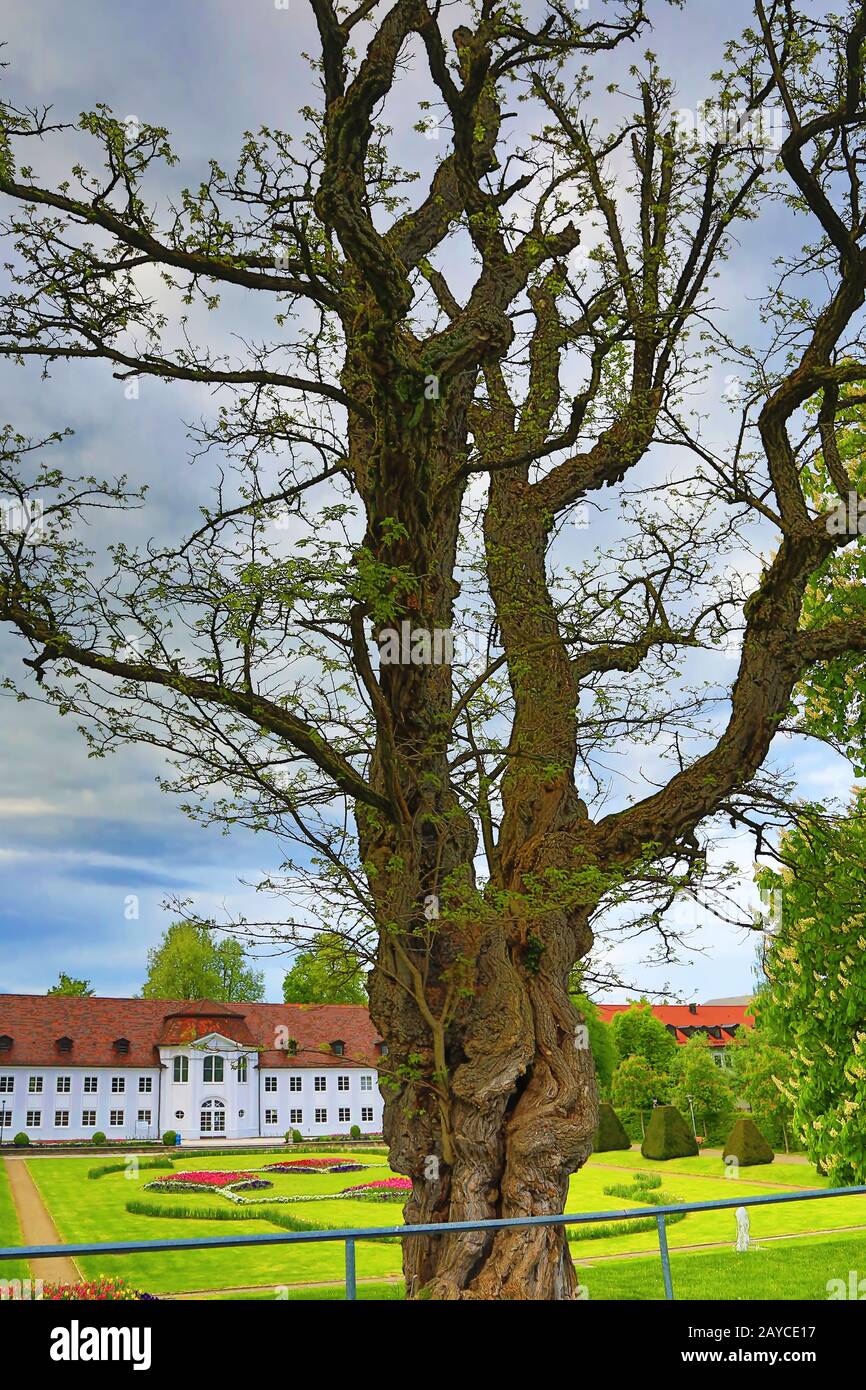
{"left": 2, "top": 1184, "right": 865, "bottom": 1300}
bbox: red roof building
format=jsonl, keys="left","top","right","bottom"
{"left": 596, "top": 1001, "right": 753, "bottom": 1062}
{"left": 0, "top": 995, "right": 385, "bottom": 1144}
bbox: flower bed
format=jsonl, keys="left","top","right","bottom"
{"left": 262, "top": 1159, "right": 365, "bottom": 1174}
{"left": 40, "top": 1277, "right": 158, "bottom": 1301}
{"left": 143, "top": 1170, "right": 273, "bottom": 1196}
{"left": 339, "top": 1177, "right": 412, "bottom": 1202}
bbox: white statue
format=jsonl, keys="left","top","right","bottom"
{"left": 735, "top": 1205, "right": 751, "bottom": 1252}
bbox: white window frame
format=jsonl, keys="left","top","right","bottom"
{"left": 83, "top": 1075, "right": 98, "bottom": 1093}
{"left": 111, "top": 1076, "right": 125, "bottom": 1094}
{"left": 315, "top": 1107, "right": 327, "bottom": 1124}
{"left": 109, "top": 1109, "right": 124, "bottom": 1127}
{"left": 28, "top": 1076, "right": 43, "bottom": 1094}
{"left": 56, "top": 1076, "right": 71, "bottom": 1093}
{"left": 0, "top": 1076, "right": 13, "bottom": 1093}
{"left": 264, "top": 1075, "right": 277, "bottom": 1092}
{"left": 203, "top": 1055, "right": 224, "bottom": 1084}
{"left": 81, "top": 1110, "right": 97, "bottom": 1127}
{"left": 314, "top": 1075, "right": 327, "bottom": 1092}
{"left": 361, "top": 1106, "right": 373, "bottom": 1122}
{"left": 54, "top": 1110, "right": 70, "bottom": 1128}
{"left": 173, "top": 1056, "right": 189, "bottom": 1084}
{"left": 264, "top": 1108, "right": 278, "bottom": 1125}
{"left": 26, "top": 1110, "right": 41, "bottom": 1127}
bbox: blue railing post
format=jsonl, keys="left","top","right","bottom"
{"left": 345, "top": 1237, "right": 357, "bottom": 1300}
{"left": 656, "top": 1212, "right": 674, "bottom": 1300}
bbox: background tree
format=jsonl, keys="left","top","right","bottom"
{"left": 730, "top": 1003, "right": 796, "bottom": 1152}
{"left": 3, "top": 2, "right": 866, "bottom": 1297}
{"left": 610, "top": 1054, "right": 665, "bottom": 1138}
{"left": 610, "top": 1001, "right": 678, "bottom": 1072}
{"left": 669, "top": 1033, "right": 736, "bottom": 1143}
{"left": 141, "top": 921, "right": 265, "bottom": 1003}
{"left": 570, "top": 990, "right": 616, "bottom": 1095}
{"left": 46, "top": 973, "right": 94, "bottom": 997}
{"left": 282, "top": 930, "right": 368, "bottom": 1004}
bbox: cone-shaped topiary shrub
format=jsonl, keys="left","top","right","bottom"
{"left": 641, "top": 1105, "right": 698, "bottom": 1159}
{"left": 593, "top": 1103, "right": 632, "bottom": 1151}
{"left": 723, "top": 1116, "right": 774, "bottom": 1166}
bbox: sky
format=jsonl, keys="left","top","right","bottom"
{"left": 0, "top": 0, "right": 853, "bottom": 1004}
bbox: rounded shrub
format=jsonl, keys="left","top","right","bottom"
{"left": 640, "top": 1105, "right": 698, "bottom": 1160}
{"left": 723, "top": 1116, "right": 774, "bottom": 1167}
{"left": 13, "top": 1132, "right": 30, "bottom": 1147}
{"left": 91, "top": 1131, "right": 107, "bottom": 1146}
{"left": 292, "top": 1129, "right": 302, "bottom": 1144}
{"left": 593, "top": 1103, "right": 631, "bottom": 1152}
{"left": 161, "top": 1130, "right": 178, "bottom": 1147}
{"left": 350, "top": 1124, "right": 361, "bottom": 1140}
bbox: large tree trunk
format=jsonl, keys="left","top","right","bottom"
{"left": 368, "top": 888, "right": 597, "bottom": 1300}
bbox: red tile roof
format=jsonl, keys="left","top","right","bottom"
{"left": 0, "top": 995, "right": 383, "bottom": 1068}
{"left": 596, "top": 1002, "right": 753, "bottom": 1046}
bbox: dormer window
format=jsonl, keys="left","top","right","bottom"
{"left": 56, "top": 1036, "right": 73, "bottom": 1053}
{"left": 330, "top": 1039, "right": 345, "bottom": 1056}
{"left": 113, "top": 1037, "right": 130, "bottom": 1055}
{"left": 376, "top": 1041, "right": 389, "bottom": 1057}
{"left": 0, "top": 1036, "right": 12, "bottom": 1053}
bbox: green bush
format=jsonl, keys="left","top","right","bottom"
{"left": 593, "top": 1103, "right": 631, "bottom": 1152}
{"left": 723, "top": 1116, "right": 775, "bottom": 1167}
{"left": 350, "top": 1124, "right": 361, "bottom": 1140}
{"left": 88, "top": 1157, "right": 174, "bottom": 1180}
{"left": 161, "top": 1130, "right": 178, "bottom": 1147}
{"left": 12, "top": 1132, "right": 29, "bottom": 1147}
{"left": 640, "top": 1105, "right": 698, "bottom": 1160}
{"left": 292, "top": 1129, "right": 303, "bottom": 1144}
{"left": 91, "top": 1131, "right": 107, "bottom": 1145}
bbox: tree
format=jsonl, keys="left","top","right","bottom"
{"left": 3, "top": 2, "right": 866, "bottom": 1297}
{"left": 610, "top": 1054, "right": 666, "bottom": 1132}
{"left": 570, "top": 991, "right": 617, "bottom": 1094}
{"left": 669, "top": 1034, "right": 736, "bottom": 1141}
{"left": 46, "top": 973, "right": 94, "bottom": 997}
{"left": 730, "top": 1007, "right": 796, "bottom": 1152}
{"left": 610, "top": 1002, "right": 677, "bottom": 1073}
{"left": 759, "top": 794, "right": 866, "bottom": 1183}
{"left": 141, "top": 922, "right": 264, "bottom": 1003}
{"left": 283, "top": 931, "right": 368, "bottom": 1004}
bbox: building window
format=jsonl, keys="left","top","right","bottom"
{"left": 173, "top": 1056, "right": 189, "bottom": 1084}
{"left": 360, "top": 1075, "right": 373, "bottom": 1091}
{"left": 330, "top": 1040, "right": 345, "bottom": 1056}
{"left": 265, "top": 1108, "right": 278, "bottom": 1125}
{"left": 237, "top": 1056, "right": 248, "bottom": 1084}
{"left": 82, "top": 1110, "right": 96, "bottom": 1127}
{"left": 139, "top": 1077, "right": 152, "bottom": 1093}
{"left": 0, "top": 1112, "right": 11, "bottom": 1127}
{"left": 203, "top": 1056, "right": 224, "bottom": 1084}
{"left": 137, "top": 1110, "right": 152, "bottom": 1125}
{"left": 264, "top": 1075, "right": 277, "bottom": 1092}
{"left": 56, "top": 1076, "right": 71, "bottom": 1093}
{"left": 290, "top": 1108, "right": 302, "bottom": 1124}
{"left": 28, "top": 1076, "right": 43, "bottom": 1094}
{"left": 289, "top": 1076, "right": 301, "bottom": 1092}
{"left": 111, "top": 1076, "right": 125, "bottom": 1093}
{"left": 54, "top": 1110, "right": 70, "bottom": 1127}
{"left": 109, "top": 1110, "right": 124, "bottom": 1127}
{"left": 314, "top": 1075, "right": 326, "bottom": 1092}
{"left": 361, "top": 1107, "right": 373, "bottom": 1122}
{"left": 83, "top": 1076, "right": 98, "bottom": 1093}
{"left": 338, "top": 1107, "right": 350, "bottom": 1123}
{"left": 315, "top": 1108, "right": 327, "bottom": 1124}
{"left": 26, "top": 1110, "right": 41, "bottom": 1127}
{"left": 337, "top": 1075, "right": 349, "bottom": 1092}
{"left": 0, "top": 1076, "right": 13, "bottom": 1093}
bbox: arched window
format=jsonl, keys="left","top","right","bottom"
{"left": 203, "top": 1055, "right": 224, "bottom": 1084}
{"left": 199, "top": 1097, "right": 225, "bottom": 1134}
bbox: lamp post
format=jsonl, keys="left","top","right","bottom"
{"left": 685, "top": 1093, "right": 698, "bottom": 1138}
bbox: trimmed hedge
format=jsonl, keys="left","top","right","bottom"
{"left": 641, "top": 1105, "right": 698, "bottom": 1160}
{"left": 723, "top": 1116, "right": 775, "bottom": 1167}
{"left": 88, "top": 1157, "right": 174, "bottom": 1180}
{"left": 593, "top": 1103, "right": 632, "bottom": 1152}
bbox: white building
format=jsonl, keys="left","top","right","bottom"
{"left": 0, "top": 996, "right": 385, "bottom": 1143}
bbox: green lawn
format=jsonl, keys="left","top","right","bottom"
{"left": 20, "top": 1147, "right": 866, "bottom": 1298}
{"left": 0, "top": 1161, "right": 29, "bottom": 1284}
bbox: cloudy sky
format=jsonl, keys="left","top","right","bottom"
{"left": 0, "top": 0, "right": 853, "bottom": 1004}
